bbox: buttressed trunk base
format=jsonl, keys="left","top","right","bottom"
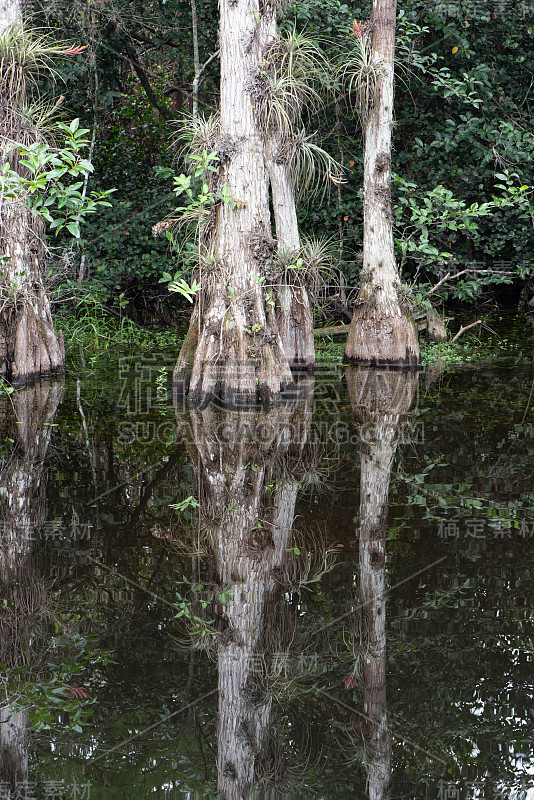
{"left": 345, "top": 299, "right": 419, "bottom": 369}
{"left": 173, "top": 292, "right": 295, "bottom": 408}
{"left": 0, "top": 298, "right": 65, "bottom": 385}
{"left": 0, "top": 198, "right": 65, "bottom": 384}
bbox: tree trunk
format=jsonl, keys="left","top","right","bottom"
{"left": 0, "top": 708, "right": 28, "bottom": 791}
{"left": 345, "top": 0, "right": 419, "bottom": 368}
{"left": 0, "top": 0, "right": 20, "bottom": 30}
{"left": 0, "top": 0, "right": 65, "bottom": 385}
{"left": 426, "top": 306, "right": 448, "bottom": 343}
{"left": 265, "top": 137, "right": 315, "bottom": 370}
{"left": 173, "top": 1, "right": 293, "bottom": 407}
{"left": 260, "top": 16, "right": 314, "bottom": 370}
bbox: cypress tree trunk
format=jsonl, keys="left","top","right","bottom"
{"left": 345, "top": 0, "right": 419, "bottom": 368}
{"left": 0, "top": 0, "right": 19, "bottom": 29}
{"left": 173, "top": 0, "right": 293, "bottom": 407}
{"left": 0, "top": 708, "right": 27, "bottom": 791}
{"left": 0, "top": 1, "right": 65, "bottom": 384}
{"left": 266, "top": 138, "right": 315, "bottom": 370}
{"left": 261, "top": 16, "right": 314, "bottom": 370}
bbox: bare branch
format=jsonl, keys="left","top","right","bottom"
{"left": 425, "top": 268, "right": 516, "bottom": 298}
{"left": 122, "top": 40, "right": 174, "bottom": 121}
{"left": 452, "top": 320, "right": 482, "bottom": 342}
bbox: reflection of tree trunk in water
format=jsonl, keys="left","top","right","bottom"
{"left": 347, "top": 368, "right": 417, "bottom": 800}
{"left": 0, "top": 709, "right": 27, "bottom": 789}
{"left": 0, "top": 380, "right": 63, "bottom": 792}
{"left": 176, "top": 391, "right": 313, "bottom": 800}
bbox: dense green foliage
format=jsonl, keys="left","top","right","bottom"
{"left": 28, "top": 0, "right": 534, "bottom": 319}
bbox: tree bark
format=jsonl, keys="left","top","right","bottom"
{"left": 173, "top": 0, "right": 293, "bottom": 407}
{"left": 0, "top": 0, "right": 20, "bottom": 30}
{"left": 426, "top": 306, "right": 448, "bottom": 343}
{"left": 0, "top": 0, "right": 66, "bottom": 384}
{"left": 0, "top": 708, "right": 28, "bottom": 790}
{"left": 265, "top": 136, "right": 315, "bottom": 370}
{"left": 345, "top": 0, "right": 419, "bottom": 368}
{"left": 190, "top": 0, "right": 200, "bottom": 119}
{"left": 260, "top": 17, "right": 314, "bottom": 370}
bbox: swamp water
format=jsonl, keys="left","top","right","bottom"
{"left": 1, "top": 319, "right": 533, "bottom": 799}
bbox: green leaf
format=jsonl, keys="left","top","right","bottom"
{"left": 66, "top": 221, "right": 80, "bottom": 238}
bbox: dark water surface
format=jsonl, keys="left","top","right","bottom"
{"left": 1, "top": 320, "right": 533, "bottom": 799}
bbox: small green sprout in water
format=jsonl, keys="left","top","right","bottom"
{"left": 155, "top": 365, "right": 168, "bottom": 401}
{"left": 0, "top": 377, "right": 14, "bottom": 395}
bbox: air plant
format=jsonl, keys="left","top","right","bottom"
{"left": 275, "top": 235, "right": 338, "bottom": 302}
{"left": 284, "top": 523, "right": 339, "bottom": 590}
{"left": 254, "top": 29, "right": 328, "bottom": 135}
{"left": 171, "top": 111, "right": 221, "bottom": 163}
{"left": 1, "top": 21, "right": 86, "bottom": 159}
{"left": 254, "top": 711, "right": 326, "bottom": 795}
{"left": 339, "top": 724, "right": 377, "bottom": 769}
{"left": 339, "top": 19, "right": 383, "bottom": 122}
{"left": 0, "top": 21, "right": 79, "bottom": 98}
{"left": 279, "top": 129, "right": 344, "bottom": 202}
{"left": 13, "top": 96, "right": 66, "bottom": 144}
{"left": 300, "top": 234, "right": 338, "bottom": 295}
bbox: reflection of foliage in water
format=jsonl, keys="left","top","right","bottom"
{"left": 8, "top": 336, "right": 532, "bottom": 797}
{"left": 3, "top": 633, "right": 114, "bottom": 734}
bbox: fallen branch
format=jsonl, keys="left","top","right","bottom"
{"left": 425, "top": 268, "right": 516, "bottom": 298}
{"left": 313, "top": 313, "right": 448, "bottom": 339}
{"left": 452, "top": 320, "right": 482, "bottom": 342}
{"left": 314, "top": 324, "right": 347, "bottom": 338}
